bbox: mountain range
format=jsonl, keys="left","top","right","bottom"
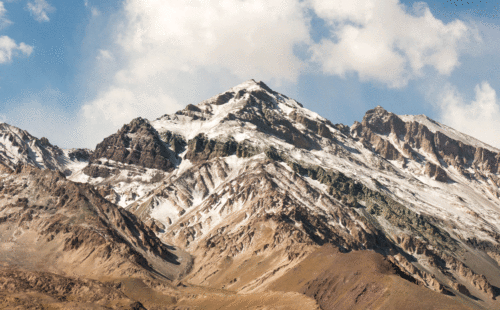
{"left": 1, "top": 79, "right": 500, "bottom": 309}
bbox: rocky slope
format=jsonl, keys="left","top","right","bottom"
{"left": 0, "top": 163, "right": 199, "bottom": 309}
{"left": 0, "top": 267, "right": 146, "bottom": 310}
{"left": 269, "top": 244, "right": 481, "bottom": 310}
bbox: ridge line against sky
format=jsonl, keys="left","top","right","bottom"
{"left": 0, "top": 0, "right": 499, "bottom": 149}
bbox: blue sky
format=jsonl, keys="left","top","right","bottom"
{"left": 1, "top": 0, "right": 500, "bottom": 149}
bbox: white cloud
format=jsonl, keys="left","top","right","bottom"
{"left": 0, "top": 2, "right": 12, "bottom": 29}
{"left": 81, "top": 87, "right": 180, "bottom": 128}
{"left": 309, "top": 0, "right": 472, "bottom": 88}
{"left": 79, "top": 86, "right": 182, "bottom": 147}
{"left": 117, "top": 0, "right": 310, "bottom": 84}
{"left": 96, "top": 49, "right": 113, "bottom": 61}
{"left": 26, "top": 0, "right": 54, "bottom": 22}
{"left": 0, "top": 35, "right": 33, "bottom": 63}
{"left": 90, "top": 7, "right": 100, "bottom": 16}
{"left": 438, "top": 81, "right": 500, "bottom": 148}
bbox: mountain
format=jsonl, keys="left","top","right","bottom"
{"left": 0, "top": 122, "right": 92, "bottom": 175}
{"left": 1, "top": 79, "right": 500, "bottom": 309}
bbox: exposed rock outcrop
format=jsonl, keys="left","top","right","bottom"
{"left": 443, "top": 253, "right": 497, "bottom": 299}
{"left": 351, "top": 122, "right": 405, "bottom": 161}
{"left": 424, "top": 162, "right": 449, "bottom": 182}
{"left": 185, "top": 134, "right": 260, "bottom": 164}
{"left": 85, "top": 117, "right": 176, "bottom": 173}
{"left": 452, "top": 282, "right": 472, "bottom": 297}
{"left": 289, "top": 110, "right": 333, "bottom": 139}
{"left": 68, "top": 148, "right": 92, "bottom": 161}
{"left": 390, "top": 253, "right": 448, "bottom": 294}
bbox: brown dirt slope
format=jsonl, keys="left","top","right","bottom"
{"left": 117, "top": 277, "right": 320, "bottom": 310}
{"left": 269, "top": 244, "right": 482, "bottom": 310}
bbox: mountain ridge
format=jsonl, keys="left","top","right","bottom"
{"left": 1, "top": 79, "right": 500, "bottom": 309}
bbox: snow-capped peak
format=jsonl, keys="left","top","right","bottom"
{"left": 152, "top": 79, "right": 333, "bottom": 146}
{"left": 229, "top": 79, "right": 265, "bottom": 92}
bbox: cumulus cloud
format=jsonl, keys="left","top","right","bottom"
{"left": 438, "top": 81, "right": 500, "bottom": 148}
{"left": 0, "top": 35, "right": 33, "bottom": 63}
{"left": 309, "top": 0, "right": 472, "bottom": 88}
{"left": 118, "top": 0, "right": 310, "bottom": 83}
{"left": 26, "top": 0, "right": 54, "bottom": 22}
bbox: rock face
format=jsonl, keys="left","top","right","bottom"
{"left": 85, "top": 117, "right": 176, "bottom": 172}
{"left": 352, "top": 106, "right": 500, "bottom": 175}
{"left": 67, "top": 148, "right": 91, "bottom": 161}
{"left": 79, "top": 117, "right": 179, "bottom": 208}
{"left": 424, "top": 162, "right": 449, "bottom": 182}
{"left": 452, "top": 282, "right": 472, "bottom": 297}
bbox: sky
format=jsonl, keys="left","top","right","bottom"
{"left": 1, "top": 0, "right": 500, "bottom": 149}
